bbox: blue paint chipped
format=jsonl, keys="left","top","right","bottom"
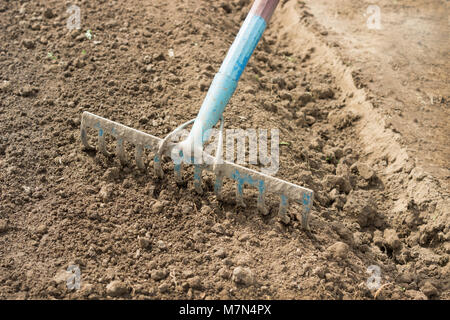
{"left": 98, "top": 128, "right": 103, "bottom": 137}
{"left": 214, "top": 177, "right": 223, "bottom": 193}
{"left": 281, "top": 194, "right": 288, "bottom": 206}
{"left": 258, "top": 180, "right": 265, "bottom": 193}
{"left": 302, "top": 193, "right": 311, "bottom": 205}
{"left": 194, "top": 166, "right": 202, "bottom": 181}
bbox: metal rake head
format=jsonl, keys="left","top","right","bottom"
{"left": 80, "top": 111, "right": 314, "bottom": 229}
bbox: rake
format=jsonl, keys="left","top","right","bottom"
{"left": 80, "top": 0, "right": 314, "bottom": 229}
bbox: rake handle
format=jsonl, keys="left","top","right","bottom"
{"left": 182, "top": 0, "right": 279, "bottom": 156}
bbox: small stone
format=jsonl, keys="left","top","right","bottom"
{"left": 244, "top": 86, "right": 255, "bottom": 94}
{"left": 279, "top": 214, "right": 290, "bottom": 225}
{"left": 103, "top": 167, "right": 120, "bottom": 181}
{"left": 182, "top": 270, "right": 194, "bottom": 278}
{"left": 152, "top": 201, "right": 164, "bottom": 214}
{"left": 326, "top": 241, "right": 349, "bottom": 260}
{"left": 218, "top": 268, "right": 230, "bottom": 279}
{"left": 200, "top": 205, "right": 212, "bottom": 215}
{"left": 156, "top": 240, "right": 167, "bottom": 250}
{"left": 199, "top": 80, "right": 209, "bottom": 91}
{"left": 139, "top": 116, "right": 148, "bottom": 124}
{"left": 79, "top": 283, "right": 94, "bottom": 297}
{"left": 444, "top": 242, "right": 450, "bottom": 254}
{"left": 151, "top": 269, "right": 169, "bottom": 281}
{"left": 420, "top": 282, "right": 438, "bottom": 298}
{"left": 153, "top": 52, "right": 166, "bottom": 61}
{"left": 297, "top": 92, "right": 313, "bottom": 106}
{"left": 158, "top": 282, "right": 171, "bottom": 293}
{"left": 19, "top": 85, "right": 38, "bottom": 97}
{"left": 138, "top": 237, "right": 151, "bottom": 249}
{"left": 0, "top": 220, "right": 7, "bottom": 233}
{"left": 214, "top": 248, "right": 227, "bottom": 259}
{"left": 237, "top": 233, "right": 251, "bottom": 242}
{"left": 36, "top": 224, "right": 48, "bottom": 234}
{"left": 22, "top": 39, "right": 35, "bottom": 49}
{"left": 181, "top": 203, "right": 193, "bottom": 215}
{"left": 328, "top": 188, "right": 339, "bottom": 201}
{"left": 188, "top": 276, "right": 203, "bottom": 290}
{"left": 383, "top": 228, "right": 402, "bottom": 251}
{"left": 74, "top": 58, "right": 85, "bottom": 68}
{"left": 43, "top": 8, "right": 54, "bottom": 19}
{"left": 305, "top": 115, "right": 316, "bottom": 125}
{"left": 98, "top": 184, "right": 113, "bottom": 202}
{"left": 46, "top": 285, "right": 59, "bottom": 296}
{"left": 30, "top": 23, "right": 40, "bottom": 31}
{"left": 280, "top": 91, "right": 292, "bottom": 101}
{"left": 0, "top": 80, "right": 11, "bottom": 92}
{"left": 313, "top": 86, "right": 335, "bottom": 99}
{"left": 232, "top": 267, "right": 254, "bottom": 286}
{"left": 145, "top": 65, "right": 153, "bottom": 73}
{"left": 356, "top": 163, "right": 375, "bottom": 180}
{"left": 106, "top": 281, "right": 129, "bottom": 297}
{"left": 211, "top": 223, "right": 225, "bottom": 235}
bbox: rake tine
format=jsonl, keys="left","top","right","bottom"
{"left": 154, "top": 118, "right": 196, "bottom": 179}
{"left": 212, "top": 117, "right": 225, "bottom": 199}
{"left": 80, "top": 124, "right": 94, "bottom": 150}
{"left": 278, "top": 194, "right": 290, "bottom": 224}
{"left": 193, "top": 165, "right": 203, "bottom": 194}
{"left": 174, "top": 163, "right": 183, "bottom": 183}
{"left": 98, "top": 128, "right": 112, "bottom": 157}
{"left": 154, "top": 154, "right": 164, "bottom": 178}
{"left": 214, "top": 174, "right": 223, "bottom": 199}
{"left": 135, "top": 144, "right": 146, "bottom": 170}
{"left": 301, "top": 193, "right": 313, "bottom": 231}
{"left": 257, "top": 181, "right": 268, "bottom": 215}
{"left": 116, "top": 138, "right": 127, "bottom": 164}
{"left": 235, "top": 179, "right": 246, "bottom": 207}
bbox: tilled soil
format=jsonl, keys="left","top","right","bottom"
{"left": 0, "top": 0, "right": 448, "bottom": 300}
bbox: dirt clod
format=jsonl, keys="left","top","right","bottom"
{"left": 420, "top": 282, "right": 438, "bottom": 298}
{"left": 383, "top": 229, "right": 402, "bottom": 251}
{"left": 106, "top": 281, "right": 129, "bottom": 297}
{"left": 326, "top": 241, "right": 349, "bottom": 260}
{"left": 343, "top": 190, "right": 378, "bottom": 227}
{"left": 151, "top": 269, "right": 169, "bottom": 281}
{"left": 152, "top": 201, "right": 164, "bottom": 214}
{"left": 232, "top": 267, "right": 254, "bottom": 286}
{"left": 0, "top": 220, "right": 7, "bottom": 233}
{"left": 22, "top": 39, "right": 35, "bottom": 49}
{"left": 138, "top": 237, "right": 151, "bottom": 249}
{"left": 356, "top": 163, "right": 375, "bottom": 181}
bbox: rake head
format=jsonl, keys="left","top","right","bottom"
{"left": 81, "top": 111, "right": 314, "bottom": 229}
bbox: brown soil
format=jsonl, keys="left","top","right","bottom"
{"left": 0, "top": 0, "right": 448, "bottom": 300}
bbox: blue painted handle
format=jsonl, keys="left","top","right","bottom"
{"left": 184, "top": 0, "right": 279, "bottom": 152}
